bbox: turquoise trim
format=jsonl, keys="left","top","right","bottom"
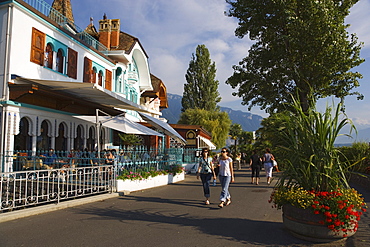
{"left": 92, "top": 61, "right": 105, "bottom": 77}
{"left": 43, "top": 66, "right": 68, "bottom": 77}
{"left": 0, "top": 100, "right": 76, "bottom": 116}
{"left": 11, "top": 1, "right": 115, "bottom": 66}
{"left": 46, "top": 35, "right": 68, "bottom": 56}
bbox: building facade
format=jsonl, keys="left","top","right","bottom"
{"left": 0, "top": 0, "right": 184, "bottom": 172}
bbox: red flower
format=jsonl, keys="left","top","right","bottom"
{"left": 314, "top": 210, "right": 320, "bottom": 214}
{"left": 324, "top": 211, "right": 332, "bottom": 217}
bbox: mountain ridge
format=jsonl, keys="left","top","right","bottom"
{"left": 162, "top": 93, "right": 263, "bottom": 132}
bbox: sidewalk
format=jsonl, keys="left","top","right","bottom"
{"left": 0, "top": 168, "right": 369, "bottom": 247}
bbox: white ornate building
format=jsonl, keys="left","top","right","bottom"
{"left": 0, "top": 0, "right": 185, "bottom": 172}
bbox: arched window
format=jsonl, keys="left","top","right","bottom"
{"left": 87, "top": 126, "right": 95, "bottom": 152}
{"left": 55, "top": 122, "right": 67, "bottom": 151}
{"left": 115, "top": 67, "right": 123, "bottom": 93}
{"left": 98, "top": 70, "right": 103, "bottom": 87}
{"left": 37, "top": 120, "right": 51, "bottom": 151}
{"left": 128, "top": 62, "right": 139, "bottom": 83}
{"left": 44, "top": 43, "right": 53, "bottom": 69}
{"left": 56, "top": 49, "right": 64, "bottom": 73}
{"left": 92, "top": 67, "right": 97, "bottom": 84}
{"left": 74, "top": 125, "right": 84, "bottom": 151}
{"left": 14, "top": 117, "right": 32, "bottom": 151}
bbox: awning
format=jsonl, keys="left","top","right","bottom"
{"left": 198, "top": 135, "right": 216, "bottom": 150}
{"left": 12, "top": 77, "right": 157, "bottom": 114}
{"left": 138, "top": 112, "right": 186, "bottom": 144}
{"left": 73, "top": 115, "right": 164, "bottom": 137}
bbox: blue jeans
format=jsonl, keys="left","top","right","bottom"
{"left": 219, "top": 175, "right": 231, "bottom": 202}
{"left": 200, "top": 173, "right": 213, "bottom": 198}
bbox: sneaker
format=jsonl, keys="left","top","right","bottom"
{"left": 218, "top": 201, "right": 224, "bottom": 208}
{"left": 226, "top": 199, "right": 231, "bottom": 206}
{"left": 205, "top": 200, "right": 210, "bottom": 205}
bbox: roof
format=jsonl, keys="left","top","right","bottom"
{"left": 112, "top": 31, "right": 149, "bottom": 58}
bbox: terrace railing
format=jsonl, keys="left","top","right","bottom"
{"left": 22, "top": 0, "right": 108, "bottom": 52}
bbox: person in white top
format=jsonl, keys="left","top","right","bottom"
{"left": 196, "top": 148, "right": 216, "bottom": 205}
{"left": 218, "top": 148, "right": 234, "bottom": 208}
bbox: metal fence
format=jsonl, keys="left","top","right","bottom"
{"left": 1, "top": 165, "right": 114, "bottom": 212}
{"left": 1, "top": 147, "right": 199, "bottom": 212}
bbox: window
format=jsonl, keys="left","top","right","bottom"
{"left": 55, "top": 122, "right": 67, "bottom": 151}
{"left": 98, "top": 70, "right": 103, "bottom": 86}
{"left": 115, "top": 67, "right": 123, "bottom": 93}
{"left": 14, "top": 117, "right": 32, "bottom": 151}
{"left": 44, "top": 43, "right": 53, "bottom": 69}
{"left": 74, "top": 125, "right": 84, "bottom": 151}
{"left": 37, "top": 120, "right": 51, "bottom": 151}
{"left": 56, "top": 49, "right": 64, "bottom": 73}
{"left": 30, "top": 28, "right": 45, "bottom": 65}
{"left": 92, "top": 67, "right": 97, "bottom": 84}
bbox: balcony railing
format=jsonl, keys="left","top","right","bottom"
{"left": 22, "top": 0, "right": 108, "bottom": 52}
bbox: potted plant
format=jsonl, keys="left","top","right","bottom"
{"left": 269, "top": 98, "right": 367, "bottom": 242}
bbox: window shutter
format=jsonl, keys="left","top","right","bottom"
{"left": 30, "top": 28, "right": 45, "bottom": 65}
{"left": 105, "top": 69, "right": 112, "bottom": 90}
{"left": 83, "top": 57, "right": 92, "bottom": 82}
{"left": 67, "top": 48, "right": 78, "bottom": 79}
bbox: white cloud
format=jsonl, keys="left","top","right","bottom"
{"left": 64, "top": 0, "right": 370, "bottom": 121}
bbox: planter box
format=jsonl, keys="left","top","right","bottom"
{"left": 283, "top": 204, "right": 356, "bottom": 243}
{"left": 116, "top": 171, "right": 185, "bottom": 192}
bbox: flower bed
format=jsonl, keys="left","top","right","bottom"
{"left": 116, "top": 171, "right": 185, "bottom": 192}
{"left": 270, "top": 187, "right": 367, "bottom": 236}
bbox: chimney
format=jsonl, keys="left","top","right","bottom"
{"left": 111, "top": 19, "right": 120, "bottom": 48}
{"left": 99, "top": 14, "right": 111, "bottom": 49}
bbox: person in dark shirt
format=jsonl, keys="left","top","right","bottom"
{"left": 250, "top": 150, "right": 262, "bottom": 185}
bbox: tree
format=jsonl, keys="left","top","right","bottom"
{"left": 225, "top": 0, "right": 364, "bottom": 113}
{"left": 178, "top": 108, "right": 231, "bottom": 149}
{"left": 181, "top": 44, "right": 221, "bottom": 112}
{"left": 229, "top": 123, "right": 243, "bottom": 154}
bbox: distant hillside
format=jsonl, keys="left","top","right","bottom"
{"left": 162, "top": 93, "right": 263, "bottom": 132}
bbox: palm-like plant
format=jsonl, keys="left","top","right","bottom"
{"left": 275, "top": 98, "right": 356, "bottom": 192}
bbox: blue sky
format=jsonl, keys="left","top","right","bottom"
{"left": 45, "top": 0, "right": 370, "bottom": 127}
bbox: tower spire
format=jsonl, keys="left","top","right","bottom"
{"left": 51, "top": 0, "right": 75, "bottom": 23}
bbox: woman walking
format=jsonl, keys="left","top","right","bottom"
{"left": 250, "top": 150, "right": 261, "bottom": 185}
{"left": 197, "top": 148, "right": 216, "bottom": 205}
{"left": 218, "top": 148, "right": 234, "bottom": 208}
{"left": 262, "top": 148, "right": 275, "bottom": 185}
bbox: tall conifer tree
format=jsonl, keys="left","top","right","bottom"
{"left": 181, "top": 44, "right": 221, "bottom": 112}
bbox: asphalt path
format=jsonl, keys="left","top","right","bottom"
{"left": 1, "top": 168, "right": 369, "bottom": 247}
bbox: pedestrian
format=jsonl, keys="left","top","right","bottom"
{"left": 218, "top": 147, "right": 234, "bottom": 208}
{"left": 212, "top": 153, "right": 220, "bottom": 186}
{"left": 249, "top": 149, "right": 261, "bottom": 185}
{"left": 196, "top": 148, "right": 216, "bottom": 205}
{"left": 235, "top": 153, "right": 242, "bottom": 170}
{"left": 262, "top": 148, "right": 276, "bottom": 185}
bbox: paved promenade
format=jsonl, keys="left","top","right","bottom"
{"left": 1, "top": 168, "right": 369, "bottom": 247}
